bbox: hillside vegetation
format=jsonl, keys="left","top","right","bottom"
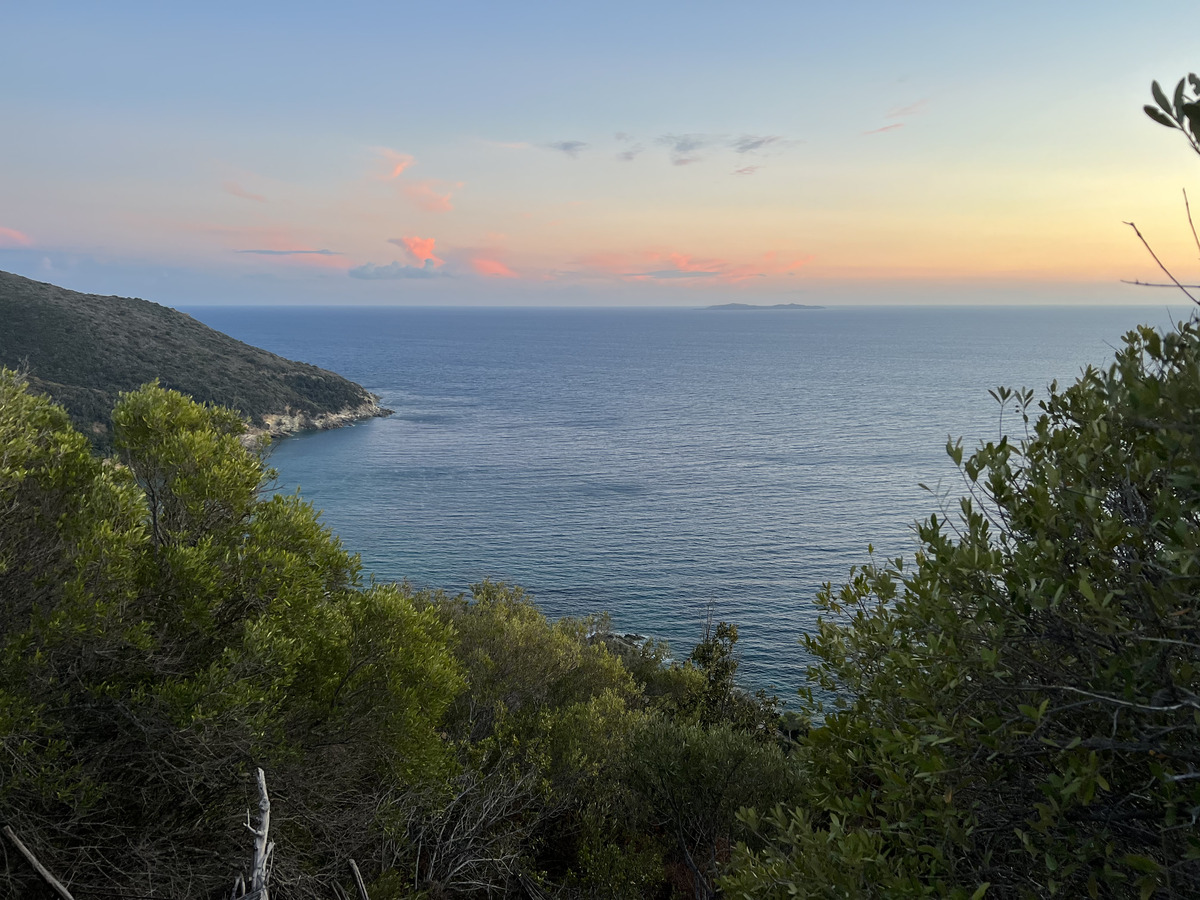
{"left": 0, "top": 269, "right": 386, "bottom": 446}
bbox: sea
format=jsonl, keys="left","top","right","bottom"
{"left": 185, "top": 303, "right": 1190, "bottom": 701}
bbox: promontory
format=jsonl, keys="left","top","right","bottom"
{"left": 0, "top": 270, "right": 389, "bottom": 447}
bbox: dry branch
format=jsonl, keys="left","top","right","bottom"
{"left": 348, "top": 859, "right": 371, "bottom": 900}
{"left": 2, "top": 825, "right": 75, "bottom": 900}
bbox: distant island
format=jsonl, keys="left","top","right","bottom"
{"left": 705, "top": 302, "right": 826, "bottom": 310}
{"left": 0, "top": 269, "right": 390, "bottom": 447}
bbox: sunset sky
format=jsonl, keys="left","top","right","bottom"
{"left": 2, "top": 1, "right": 1199, "bottom": 305}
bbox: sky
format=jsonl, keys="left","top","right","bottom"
{"left": 2, "top": 1, "right": 1199, "bottom": 306}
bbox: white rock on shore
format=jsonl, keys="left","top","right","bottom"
{"left": 245, "top": 396, "right": 393, "bottom": 441}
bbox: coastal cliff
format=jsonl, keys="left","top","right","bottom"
{"left": 0, "top": 269, "right": 390, "bottom": 447}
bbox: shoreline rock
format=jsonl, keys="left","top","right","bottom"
{"left": 246, "top": 396, "right": 394, "bottom": 441}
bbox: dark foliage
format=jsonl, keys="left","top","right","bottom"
{"left": 0, "top": 269, "right": 379, "bottom": 447}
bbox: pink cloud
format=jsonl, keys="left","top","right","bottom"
{"left": 886, "top": 99, "right": 928, "bottom": 118}
{"left": 733, "top": 166, "right": 760, "bottom": 176}
{"left": 223, "top": 180, "right": 266, "bottom": 203}
{"left": 667, "top": 252, "right": 722, "bottom": 273}
{"left": 389, "top": 235, "right": 443, "bottom": 266}
{"left": 378, "top": 148, "right": 416, "bottom": 179}
{"left": 0, "top": 226, "right": 31, "bottom": 248}
{"left": 863, "top": 123, "right": 905, "bottom": 135}
{"left": 404, "top": 179, "right": 460, "bottom": 213}
{"left": 472, "top": 257, "right": 518, "bottom": 278}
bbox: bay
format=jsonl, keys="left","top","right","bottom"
{"left": 187, "top": 303, "right": 1188, "bottom": 699}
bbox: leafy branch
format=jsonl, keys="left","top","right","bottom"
{"left": 1144, "top": 73, "right": 1200, "bottom": 158}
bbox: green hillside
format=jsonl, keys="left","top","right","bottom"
{"left": 0, "top": 269, "right": 387, "bottom": 446}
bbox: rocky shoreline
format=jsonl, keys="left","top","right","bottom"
{"left": 248, "top": 396, "right": 394, "bottom": 440}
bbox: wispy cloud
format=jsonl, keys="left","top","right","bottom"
{"left": 886, "top": 99, "right": 928, "bottom": 119}
{"left": 0, "top": 226, "right": 31, "bottom": 248}
{"left": 471, "top": 257, "right": 518, "bottom": 278}
{"left": 863, "top": 99, "right": 927, "bottom": 136}
{"left": 236, "top": 248, "right": 341, "bottom": 256}
{"left": 626, "top": 252, "right": 724, "bottom": 279}
{"left": 372, "top": 149, "right": 463, "bottom": 212}
{"left": 730, "top": 135, "right": 781, "bottom": 154}
{"left": 658, "top": 133, "right": 714, "bottom": 166}
{"left": 576, "top": 248, "right": 808, "bottom": 283}
{"left": 389, "top": 235, "right": 443, "bottom": 266}
{"left": 613, "top": 132, "right": 645, "bottom": 161}
{"left": 223, "top": 180, "right": 266, "bottom": 203}
{"left": 630, "top": 268, "right": 721, "bottom": 279}
{"left": 404, "top": 179, "right": 460, "bottom": 213}
{"left": 547, "top": 140, "right": 587, "bottom": 158}
{"left": 349, "top": 259, "right": 448, "bottom": 280}
{"left": 377, "top": 148, "right": 416, "bottom": 179}
{"left": 732, "top": 165, "right": 760, "bottom": 176}
{"left": 863, "top": 123, "right": 905, "bottom": 135}
{"left": 517, "top": 131, "right": 795, "bottom": 167}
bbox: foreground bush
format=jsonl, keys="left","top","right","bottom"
{"left": 723, "top": 320, "right": 1200, "bottom": 898}
{"left": 0, "top": 375, "right": 462, "bottom": 898}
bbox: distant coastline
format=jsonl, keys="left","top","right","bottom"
{"left": 705, "top": 302, "right": 826, "bottom": 310}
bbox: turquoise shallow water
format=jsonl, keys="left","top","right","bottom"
{"left": 187, "top": 304, "right": 1187, "bottom": 699}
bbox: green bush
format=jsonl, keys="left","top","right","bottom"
{"left": 723, "top": 320, "right": 1200, "bottom": 898}
{"left": 0, "top": 375, "right": 462, "bottom": 899}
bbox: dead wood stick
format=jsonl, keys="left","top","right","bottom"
{"left": 2, "top": 825, "right": 76, "bottom": 900}
{"left": 247, "top": 767, "right": 273, "bottom": 900}
{"left": 348, "top": 859, "right": 371, "bottom": 900}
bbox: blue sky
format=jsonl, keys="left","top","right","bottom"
{"left": 2, "top": 1, "right": 1199, "bottom": 304}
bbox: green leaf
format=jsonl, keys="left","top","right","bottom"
{"left": 1123, "top": 854, "right": 1160, "bottom": 874}
{"left": 1078, "top": 575, "right": 1095, "bottom": 603}
{"left": 1174, "top": 78, "right": 1187, "bottom": 117}
{"left": 1144, "top": 106, "right": 1177, "bottom": 129}
{"left": 1152, "top": 80, "right": 1175, "bottom": 118}
{"left": 970, "top": 883, "right": 991, "bottom": 900}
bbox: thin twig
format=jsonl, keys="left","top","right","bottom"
{"left": 1123, "top": 221, "right": 1199, "bottom": 305}
{"left": 1120, "top": 279, "right": 1200, "bottom": 288}
{"left": 1186, "top": 188, "right": 1200, "bottom": 259}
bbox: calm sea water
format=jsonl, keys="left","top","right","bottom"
{"left": 186, "top": 304, "right": 1187, "bottom": 699}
